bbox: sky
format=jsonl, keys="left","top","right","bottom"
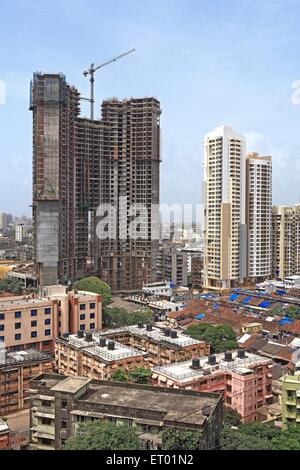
{"left": 0, "top": 0, "right": 300, "bottom": 217}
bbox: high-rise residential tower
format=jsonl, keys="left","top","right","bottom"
{"left": 272, "top": 204, "right": 300, "bottom": 279}
{"left": 246, "top": 153, "right": 272, "bottom": 282}
{"left": 203, "top": 125, "right": 247, "bottom": 291}
{"left": 30, "top": 73, "right": 84, "bottom": 286}
{"left": 94, "top": 98, "right": 161, "bottom": 291}
{"left": 31, "top": 73, "right": 161, "bottom": 291}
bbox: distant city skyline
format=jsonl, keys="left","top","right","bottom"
{"left": 1, "top": 0, "right": 300, "bottom": 215}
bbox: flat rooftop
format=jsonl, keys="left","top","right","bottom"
{"left": 153, "top": 351, "right": 271, "bottom": 383}
{"left": 62, "top": 333, "right": 147, "bottom": 362}
{"left": 0, "top": 296, "right": 51, "bottom": 309}
{"left": 0, "top": 348, "right": 52, "bottom": 368}
{"left": 80, "top": 382, "right": 220, "bottom": 426}
{"left": 126, "top": 325, "right": 203, "bottom": 347}
{"left": 51, "top": 376, "right": 91, "bottom": 394}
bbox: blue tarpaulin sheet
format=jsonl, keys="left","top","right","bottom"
{"left": 277, "top": 290, "right": 286, "bottom": 296}
{"left": 259, "top": 300, "right": 271, "bottom": 308}
{"left": 228, "top": 294, "right": 239, "bottom": 301}
{"left": 241, "top": 296, "right": 252, "bottom": 305}
{"left": 195, "top": 314, "right": 205, "bottom": 320}
{"left": 213, "top": 304, "right": 220, "bottom": 309}
{"left": 279, "top": 317, "right": 294, "bottom": 325}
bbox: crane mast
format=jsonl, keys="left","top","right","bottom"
{"left": 83, "top": 48, "right": 136, "bottom": 120}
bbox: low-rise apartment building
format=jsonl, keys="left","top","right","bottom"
{"left": 0, "top": 295, "right": 58, "bottom": 353}
{"left": 0, "top": 287, "right": 102, "bottom": 353}
{"left": 29, "top": 373, "right": 222, "bottom": 450}
{"left": 99, "top": 324, "right": 210, "bottom": 366}
{"left": 281, "top": 363, "right": 300, "bottom": 426}
{"left": 55, "top": 331, "right": 148, "bottom": 379}
{"left": 0, "top": 348, "right": 53, "bottom": 415}
{"left": 151, "top": 350, "right": 273, "bottom": 422}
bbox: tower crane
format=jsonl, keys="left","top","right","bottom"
{"left": 82, "top": 48, "right": 136, "bottom": 120}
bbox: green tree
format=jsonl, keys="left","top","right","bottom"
{"left": 63, "top": 420, "right": 142, "bottom": 450}
{"left": 220, "top": 427, "right": 275, "bottom": 450}
{"left": 73, "top": 276, "right": 112, "bottom": 305}
{"left": 223, "top": 408, "right": 241, "bottom": 428}
{"left": 270, "top": 305, "right": 300, "bottom": 319}
{"left": 272, "top": 425, "right": 300, "bottom": 450}
{"left": 111, "top": 369, "right": 128, "bottom": 382}
{"left": 128, "top": 367, "right": 152, "bottom": 384}
{"left": 0, "top": 278, "right": 23, "bottom": 295}
{"left": 103, "top": 306, "right": 153, "bottom": 328}
{"left": 162, "top": 429, "right": 204, "bottom": 450}
{"left": 110, "top": 367, "right": 152, "bottom": 384}
{"left": 220, "top": 422, "right": 300, "bottom": 451}
{"left": 185, "top": 323, "right": 237, "bottom": 353}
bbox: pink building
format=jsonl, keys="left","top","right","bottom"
{"left": 151, "top": 350, "right": 273, "bottom": 422}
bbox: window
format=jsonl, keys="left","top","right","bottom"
{"left": 15, "top": 311, "right": 21, "bottom": 319}
{"left": 90, "top": 313, "right": 95, "bottom": 319}
{"left": 41, "top": 400, "right": 51, "bottom": 407}
{"left": 80, "top": 325, "right": 85, "bottom": 331}
{"left": 61, "top": 420, "right": 67, "bottom": 429}
{"left": 90, "top": 303, "right": 96, "bottom": 309}
{"left": 31, "top": 331, "right": 37, "bottom": 338}
{"left": 80, "top": 314, "right": 85, "bottom": 321}
{"left": 31, "top": 310, "right": 37, "bottom": 317}
{"left": 45, "top": 308, "right": 51, "bottom": 315}
{"left": 41, "top": 417, "right": 52, "bottom": 426}
{"left": 90, "top": 323, "right": 95, "bottom": 330}
{"left": 40, "top": 438, "right": 52, "bottom": 446}
{"left": 15, "top": 323, "right": 21, "bottom": 330}
{"left": 15, "top": 334, "right": 21, "bottom": 341}
{"left": 80, "top": 304, "right": 86, "bottom": 311}
{"left": 31, "top": 321, "right": 37, "bottom": 327}
{"left": 0, "top": 325, "right": 4, "bottom": 331}
{"left": 45, "top": 319, "right": 51, "bottom": 325}
{"left": 43, "top": 341, "right": 50, "bottom": 346}
{"left": 62, "top": 400, "right": 67, "bottom": 409}
{"left": 0, "top": 314, "right": 4, "bottom": 320}
{"left": 0, "top": 336, "right": 4, "bottom": 342}
{"left": 45, "top": 329, "right": 51, "bottom": 336}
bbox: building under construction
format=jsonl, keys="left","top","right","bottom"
{"left": 30, "top": 73, "right": 161, "bottom": 290}
{"left": 95, "top": 97, "right": 161, "bottom": 291}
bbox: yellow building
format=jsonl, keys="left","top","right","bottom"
{"left": 282, "top": 363, "right": 300, "bottom": 426}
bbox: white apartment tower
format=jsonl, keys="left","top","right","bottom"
{"left": 203, "top": 125, "right": 247, "bottom": 290}
{"left": 246, "top": 153, "right": 272, "bottom": 281}
{"left": 272, "top": 204, "right": 300, "bottom": 279}
{"left": 15, "top": 224, "right": 28, "bottom": 242}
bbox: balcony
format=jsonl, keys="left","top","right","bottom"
{"left": 285, "top": 397, "right": 296, "bottom": 406}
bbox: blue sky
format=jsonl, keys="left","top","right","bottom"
{"left": 0, "top": 0, "right": 300, "bottom": 216}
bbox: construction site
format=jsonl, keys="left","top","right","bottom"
{"left": 30, "top": 50, "right": 161, "bottom": 292}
